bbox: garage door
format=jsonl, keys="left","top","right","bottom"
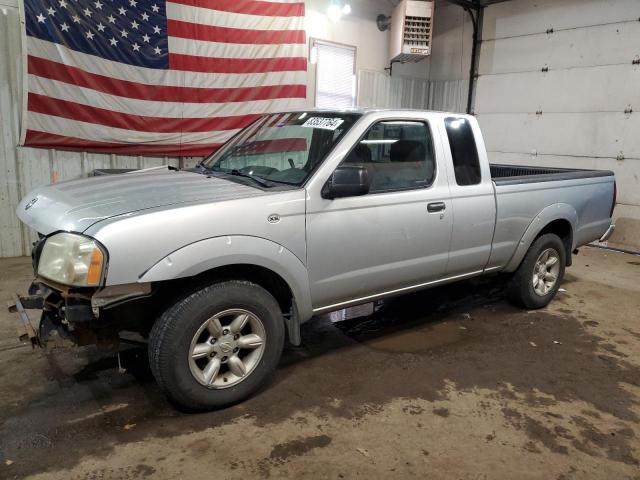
{"left": 474, "top": 0, "right": 640, "bottom": 247}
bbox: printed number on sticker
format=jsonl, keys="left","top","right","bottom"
{"left": 302, "top": 117, "right": 345, "bottom": 131}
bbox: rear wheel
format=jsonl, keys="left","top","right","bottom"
{"left": 507, "top": 233, "right": 566, "bottom": 309}
{"left": 149, "top": 280, "right": 285, "bottom": 411}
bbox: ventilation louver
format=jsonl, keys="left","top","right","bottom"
{"left": 389, "top": 0, "right": 434, "bottom": 63}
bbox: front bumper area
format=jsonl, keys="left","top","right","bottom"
{"left": 7, "top": 282, "right": 100, "bottom": 349}
{"left": 7, "top": 294, "right": 42, "bottom": 347}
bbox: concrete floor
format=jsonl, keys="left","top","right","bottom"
{"left": 1, "top": 247, "right": 639, "bottom": 479}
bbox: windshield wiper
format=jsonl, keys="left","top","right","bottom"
{"left": 193, "top": 161, "right": 208, "bottom": 173}
{"left": 228, "top": 169, "right": 273, "bottom": 188}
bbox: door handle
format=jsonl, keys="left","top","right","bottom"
{"left": 427, "top": 202, "right": 446, "bottom": 213}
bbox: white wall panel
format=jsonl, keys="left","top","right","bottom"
{"left": 476, "top": 65, "right": 640, "bottom": 114}
{"left": 0, "top": 6, "right": 26, "bottom": 258}
{"left": 358, "top": 69, "right": 466, "bottom": 113}
{"left": 480, "top": 21, "right": 640, "bottom": 75}
{"left": 483, "top": 0, "right": 640, "bottom": 40}
{"left": 478, "top": 112, "right": 640, "bottom": 161}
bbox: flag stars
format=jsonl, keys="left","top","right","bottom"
{"left": 31, "top": 0, "right": 169, "bottom": 66}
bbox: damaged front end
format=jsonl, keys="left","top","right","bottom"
{"left": 9, "top": 280, "right": 154, "bottom": 349}
{"left": 7, "top": 231, "right": 152, "bottom": 349}
{"left": 9, "top": 280, "right": 119, "bottom": 349}
{"left": 8, "top": 272, "right": 153, "bottom": 351}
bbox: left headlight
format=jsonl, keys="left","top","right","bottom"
{"left": 37, "top": 233, "right": 106, "bottom": 287}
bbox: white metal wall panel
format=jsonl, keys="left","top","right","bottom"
{"left": 475, "top": 0, "right": 640, "bottom": 215}
{"left": 358, "top": 69, "right": 465, "bottom": 113}
{"left": 476, "top": 66, "right": 640, "bottom": 114}
{"left": 0, "top": 7, "right": 25, "bottom": 258}
{"left": 479, "top": 112, "right": 640, "bottom": 159}
{"left": 479, "top": 21, "right": 640, "bottom": 75}
{"left": 0, "top": 6, "right": 179, "bottom": 258}
{"left": 482, "top": 0, "right": 640, "bottom": 40}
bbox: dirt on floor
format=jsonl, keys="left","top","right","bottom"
{"left": 0, "top": 246, "right": 639, "bottom": 479}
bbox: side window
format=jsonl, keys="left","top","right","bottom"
{"left": 341, "top": 121, "right": 436, "bottom": 193}
{"left": 445, "top": 117, "right": 481, "bottom": 186}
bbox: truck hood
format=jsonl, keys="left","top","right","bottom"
{"left": 16, "top": 168, "right": 265, "bottom": 235}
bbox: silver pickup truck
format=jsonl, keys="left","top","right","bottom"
{"left": 11, "top": 109, "right": 616, "bottom": 410}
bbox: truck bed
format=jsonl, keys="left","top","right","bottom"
{"left": 490, "top": 164, "right": 614, "bottom": 186}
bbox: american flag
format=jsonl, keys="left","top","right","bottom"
{"left": 22, "top": 0, "right": 307, "bottom": 156}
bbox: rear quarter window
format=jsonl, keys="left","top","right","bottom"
{"left": 445, "top": 117, "right": 482, "bottom": 186}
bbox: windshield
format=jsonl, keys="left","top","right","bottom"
{"left": 202, "top": 112, "right": 361, "bottom": 186}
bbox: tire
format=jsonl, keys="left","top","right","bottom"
{"left": 506, "top": 233, "right": 566, "bottom": 309}
{"left": 148, "top": 280, "right": 285, "bottom": 411}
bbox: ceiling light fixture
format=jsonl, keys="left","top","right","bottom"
{"left": 328, "top": 1, "right": 351, "bottom": 22}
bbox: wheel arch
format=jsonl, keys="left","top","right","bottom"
{"left": 504, "top": 204, "right": 577, "bottom": 272}
{"left": 139, "top": 236, "right": 313, "bottom": 344}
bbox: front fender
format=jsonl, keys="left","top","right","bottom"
{"left": 504, "top": 203, "right": 577, "bottom": 272}
{"left": 138, "top": 235, "right": 313, "bottom": 321}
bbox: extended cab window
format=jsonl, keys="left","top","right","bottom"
{"left": 341, "top": 121, "right": 435, "bottom": 193}
{"left": 445, "top": 117, "right": 481, "bottom": 186}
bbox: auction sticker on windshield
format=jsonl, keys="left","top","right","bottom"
{"left": 302, "top": 117, "right": 345, "bottom": 131}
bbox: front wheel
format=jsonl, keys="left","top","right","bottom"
{"left": 148, "top": 280, "right": 285, "bottom": 411}
{"left": 507, "top": 233, "right": 566, "bottom": 309}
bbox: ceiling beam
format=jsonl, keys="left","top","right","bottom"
{"left": 443, "top": 0, "right": 481, "bottom": 10}
{"left": 444, "top": 0, "right": 512, "bottom": 7}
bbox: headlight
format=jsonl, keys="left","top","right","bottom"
{"left": 37, "top": 233, "right": 106, "bottom": 287}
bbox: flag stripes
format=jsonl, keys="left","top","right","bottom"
{"left": 23, "top": 0, "right": 307, "bottom": 156}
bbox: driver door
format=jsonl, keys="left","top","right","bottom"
{"left": 306, "top": 119, "right": 452, "bottom": 311}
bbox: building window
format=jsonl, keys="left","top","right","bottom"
{"left": 312, "top": 39, "right": 356, "bottom": 109}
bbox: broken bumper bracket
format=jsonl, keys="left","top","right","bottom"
{"left": 7, "top": 294, "right": 43, "bottom": 348}
{"left": 599, "top": 224, "right": 616, "bottom": 242}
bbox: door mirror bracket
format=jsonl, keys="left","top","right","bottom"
{"left": 322, "top": 165, "right": 370, "bottom": 199}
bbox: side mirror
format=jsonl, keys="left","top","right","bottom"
{"left": 322, "top": 165, "right": 370, "bottom": 199}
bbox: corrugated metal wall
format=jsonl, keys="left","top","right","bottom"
{"left": 358, "top": 69, "right": 466, "bottom": 113}
{"left": 0, "top": 6, "right": 179, "bottom": 258}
